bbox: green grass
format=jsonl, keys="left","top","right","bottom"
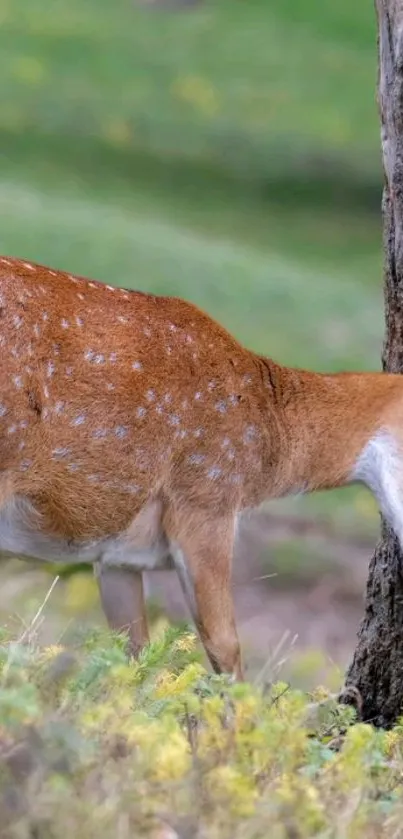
{"left": 1, "top": 0, "right": 378, "bottom": 179}
{"left": 0, "top": 626, "right": 403, "bottom": 838}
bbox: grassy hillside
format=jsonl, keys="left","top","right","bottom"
{"left": 1, "top": 0, "right": 378, "bottom": 180}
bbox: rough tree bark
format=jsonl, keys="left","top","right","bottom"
{"left": 344, "top": 0, "right": 403, "bottom": 727}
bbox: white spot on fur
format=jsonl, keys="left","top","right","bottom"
{"left": 122, "top": 483, "right": 140, "bottom": 494}
{"left": 132, "top": 361, "right": 142, "bottom": 371}
{"left": 136, "top": 407, "right": 146, "bottom": 418}
{"left": 13, "top": 376, "right": 23, "bottom": 389}
{"left": 76, "top": 316, "right": 84, "bottom": 327}
{"left": 207, "top": 466, "right": 222, "bottom": 479}
{"left": 23, "top": 262, "right": 35, "bottom": 271}
{"left": 47, "top": 360, "right": 55, "bottom": 378}
{"left": 13, "top": 315, "right": 22, "bottom": 329}
{"left": 188, "top": 454, "right": 205, "bottom": 465}
{"left": 93, "top": 428, "right": 108, "bottom": 439}
{"left": 72, "top": 414, "right": 86, "bottom": 426}
{"left": 243, "top": 425, "right": 257, "bottom": 444}
{"left": 61, "top": 319, "right": 69, "bottom": 329}
{"left": 53, "top": 446, "right": 71, "bottom": 458}
{"left": 115, "top": 425, "right": 128, "bottom": 438}
{"left": 0, "top": 404, "right": 7, "bottom": 417}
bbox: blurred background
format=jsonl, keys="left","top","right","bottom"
{"left": 0, "top": 0, "right": 384, "bottom": 688}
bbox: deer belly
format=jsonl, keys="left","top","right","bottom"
{"left": 0, "top": 496, "right": 172, "bottom": 570}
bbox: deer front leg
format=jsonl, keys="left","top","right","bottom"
{"left": 166, "top": 512, "right": 243, "bottom": 680}
{"left": 95, "top": 565, "right": 149, "bottom": 657}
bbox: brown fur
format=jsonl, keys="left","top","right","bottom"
{"left": 0, "top": 254, "right": 402, "bottom": 678}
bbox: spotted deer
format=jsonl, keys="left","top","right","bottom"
{"left": 0, "top": 254, "right": 402, "bottom": 677}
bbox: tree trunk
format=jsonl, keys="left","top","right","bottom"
{"left": 343, "top": 0, "right": 403, "bottom": 728}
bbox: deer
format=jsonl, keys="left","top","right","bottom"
{"left": 0, "top": 253, "right": 402, "bottom": 679}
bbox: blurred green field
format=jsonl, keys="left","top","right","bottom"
{"left": 0, "top": 0, "right": 384, "bottom": 547}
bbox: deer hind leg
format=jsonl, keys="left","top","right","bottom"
{"left": 95, "top": 566, "right": 149, "bottom": 657}
{"left": 165, "top": 510, "right": 243, "bottom": 680}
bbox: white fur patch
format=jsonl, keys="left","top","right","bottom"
{"left": 352, "top": 429, "right": 403, "bottom": 545}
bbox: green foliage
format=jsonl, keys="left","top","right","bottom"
{"left": 0, "top": 628, "right": 402, "bottom": 838}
